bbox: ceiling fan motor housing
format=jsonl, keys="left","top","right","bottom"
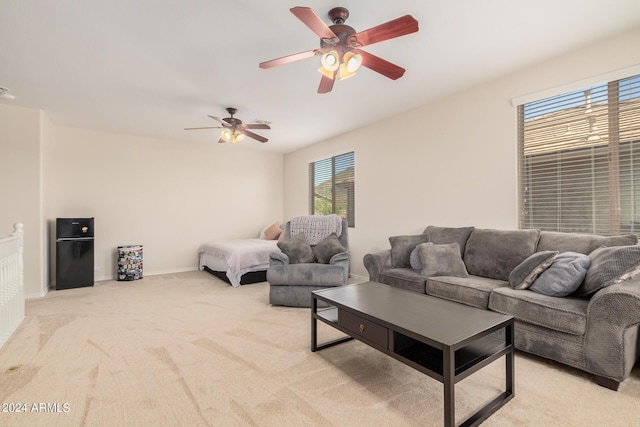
{"left": 224, "top": 107, "right": 242, "bottom": 126}
{"left": 321, "top": 7, "right": 359, "bottom": 54}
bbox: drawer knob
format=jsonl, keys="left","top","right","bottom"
{"left": 359, "top": 324, "right": 365, "bottom": 333}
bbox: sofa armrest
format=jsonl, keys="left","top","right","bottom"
{"left": 584, "top": 277, "right": 640, "bottom": 382}
{"left": 363, "top": 249, "right": 392, "bottom": 282}
{"left": 269, "top": 251, "right": 290, "bottom": 267}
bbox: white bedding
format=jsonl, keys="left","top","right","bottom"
{"left": 198, "top": 239, "right": 279, "bottom": 287}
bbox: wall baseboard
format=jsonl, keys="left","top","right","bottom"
{"left": 349, "top": 273, "right": 369, "bottom": 283}
{"left": 26, "top": 290, "right": 48, "bottom": 299}
{"left": 43, "top": 267, "right": 201, "bottom": 294}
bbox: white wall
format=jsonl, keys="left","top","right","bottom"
{"left": 46, "top": 126, "right": 283, "bottom": 282}
{"left": 0, "top": 104, "right": 46, "bottom": 296}
{"left": 283, "top": 28, "right": 640, "bottom": 279}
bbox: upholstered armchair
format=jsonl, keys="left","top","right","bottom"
{"left": 267, "top": 216, "right": 350, "bottom": 307}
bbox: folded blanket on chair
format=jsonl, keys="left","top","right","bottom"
{"left": 289, "top": 215, "right": 342, "bottom": 245}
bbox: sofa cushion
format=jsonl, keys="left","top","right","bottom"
{"left": 277, "top": 233, "right": 315, "bottom": 264}
{"left": 425, "top": 275, "right": 507, "bottom": 309}
{"left": 574, "top": 245, "right": 640, "bottom": 297}
{"left": 423, "top": 226, "right": 475, "bottom": 256}
{"left": 529, "top": 252, "right": 590, "bottom": 297}
{"left": 536, "top": 231, "right": 638, "bottom": 255}
{"left": 378, "top": 268, "right": 427, "bottom": 294}
{"left": 419, "top": 243, "right": 469, "bottom": 278}
{"left": 463, "top": 228, "right": 540, "bottom": 280}
{"left": 312, "top": 233, "right": 346, "bottom": 264}
{"left": 508, "top": 251, "right": 558, "bottom": 290}
{"left": 389, "top": 234, "right": 430, "bottom": 268}
{"left": 489, "top": 287, "right": 589, "bottom": 336}
{"left": 409, "top": 242, "right": 433, "bottom": 271}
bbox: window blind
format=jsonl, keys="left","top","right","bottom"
{"left": 518, "top": 75, "right": 640, "bottom": 235}
{"left": 309, "top": 151, "right": 355, "bottom": 227}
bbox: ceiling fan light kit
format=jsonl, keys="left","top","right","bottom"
{"left": 259, "top": 6, "right": 419, "bottom": 93}
{"left": 319, "top": 50, "right": 362, "bottom": 80}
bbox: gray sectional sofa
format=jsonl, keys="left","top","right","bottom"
{"left": 363, "top": 226, "right": 640, "bottom": 390}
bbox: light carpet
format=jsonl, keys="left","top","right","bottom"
{"left": 1, "top": 271, "right": 639, "bottom": 426}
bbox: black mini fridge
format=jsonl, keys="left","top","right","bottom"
{"left": 56, "top": 218, "right": 94, "bottom": 290}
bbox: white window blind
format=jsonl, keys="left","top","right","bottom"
{"left": 309, "top": 151, "right": 355, "bottom": 227}
{"left": 518, "top": 74, "right": 640, "bottom": 234}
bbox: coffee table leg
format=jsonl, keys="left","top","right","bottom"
{"left": 443, "top": 345, "right": 455, "bottom": 427}
{"left": 506, "top": 322, "right": 514, "bottom": 395}
{"left": 311, "top": 296, "right": 318, "bottom": 351}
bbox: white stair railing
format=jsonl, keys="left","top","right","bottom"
{"left": 0, "top": 223, "right": 24, "bottom": 349}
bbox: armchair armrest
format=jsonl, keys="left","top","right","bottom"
{"left": 329, "top": 251, "right": 350, "bottom": 265}
{"left": 363, "top": 249, "right": 392, "bottom": 282}
{"left": 584, "top": 277, "right": 640, "bottom": 382}
{"left": 269, "top": 251, "right": 290, "bottom": 267}
{"left": 329, "top": 251, "right": 350, "bottom": 283}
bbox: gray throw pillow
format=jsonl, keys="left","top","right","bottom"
{"left": 409, "top": 242, "right": 434, "bottom": 271}
{"left": 389, "top": 234, "right": 430, "bottom": 268}
{"left": 423, "top": 226, "right": 475, "bottom": 256}
{"left": 509, "top": 251, "right": 559, "bottom": 290}
{"left": 277, "top": 233, "right": 315, "bottom": 264}
{"left": 312, "top": 233, "right": 346, "bottom": 264}
{"left": 529, "top": 252, "right": 590, "bottom": 297}
{"left": 418, "top": 243, "right": 469, "bottom": 278}
{"left": 574, "top": 245, "right": 640, "bottom": 297}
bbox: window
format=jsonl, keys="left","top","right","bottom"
{"left": 518, "top": 74, "right": 640, "bottom": 235}
{"left": 309, "top": 151, "right": 355, "bottom": 227}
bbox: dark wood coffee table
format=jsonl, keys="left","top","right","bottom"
{"left": 312, "top": 281, "right": 514, "bottom": 427}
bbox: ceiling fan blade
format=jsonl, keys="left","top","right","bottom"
{"left": 207, "top": 115, "right": 226, "bottom": 124}
{"left": 238, "top": 129, "right": 268, "bottom": 143}
{"left": 259, "top": 49, "right": 320, "bottom": 69}
{"left": 354, "top": 49, "right": 406, "bottom": 80}
{"left": 318, "top": 74, "right": 335, "bottom": 94}
{"left": 242, "top": 123, "right": 271, "bottom": 130}
{"left": 184, "top": 126, "right": 221, "bottom": 130}
{"left": 290, "top": 6, "right": 338, "bottom": 40}
{"left": 353, "top": 15, "right": 419, "bottom": 47}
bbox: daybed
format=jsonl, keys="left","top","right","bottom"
{"left": 198, "top": 222, "right": 282, "bottom": 286}
{"left": 364, "top": 225, "right": 640, "bottom": 390}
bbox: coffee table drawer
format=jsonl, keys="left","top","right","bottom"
{"left": 340, "top": 310, "right": 388, "bottom": 348}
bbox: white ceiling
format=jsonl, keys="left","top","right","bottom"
{"left": 1, "top": 1, "right": 639, "bottom": 153}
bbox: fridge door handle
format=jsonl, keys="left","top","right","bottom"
{"left": 57, "top": 237, "right": 95, "bottom": 241}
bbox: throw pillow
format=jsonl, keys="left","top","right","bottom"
{"left": 277, "top": 233, "right": 315, "bottom": 264}
{"left": 259, "top": 222, "right": 272, "bottom": 239}
{"left": 508, "top": 251, "right": 559, "bottom": 290}
{"left": 409, "top": 242, "right": 434, "bottom": 271}
{"left": 389, "top": 234, "right": 430, "bottom": 268}
{"left": 423, "top": 226, "right": 475, "bottom": 256}
{"left": 529, "top": 252, "right": 590, "bottom": 297}
{"left": 574, "top": 245, "right": 640, "bottom": 297}
{"left": 263, "top": 222, "right": 282, "bottom": 240}
{"left": 312, "top": 233, "right": 346, "bottom": 264}
{"left": 418, "top": 243, "right": 469, "bottom": 278}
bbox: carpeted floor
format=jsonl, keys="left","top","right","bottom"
{"left": 1, "top": 271, "right": 639, "bottom": 426}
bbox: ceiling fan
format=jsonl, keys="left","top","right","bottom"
{"left": 259, "top": 6, "right": 419, "bottom": 94}
{"left": 184, "top": 107, "right": 270, "bottom": 144}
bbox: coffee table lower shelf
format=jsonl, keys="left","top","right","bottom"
{"left": 312, "top": 287, "right": 514, "bottom": 427}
